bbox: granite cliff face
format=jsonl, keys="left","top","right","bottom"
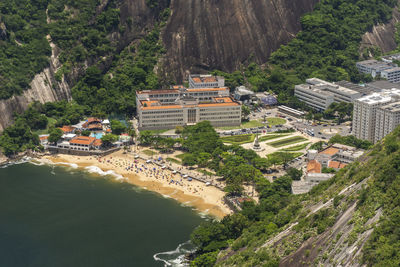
{"left": 160, "top": 0, "right": 319, "bottom": 82}
{"left": 0, "top": 41, "right": 71, "bottom": 132}
{"left": 360, "top": 3, "right": 400, "bottom": 55}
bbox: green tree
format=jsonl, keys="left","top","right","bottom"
{"left": 48, "top": 128, "right": 63, "bottom": 144}
{"left": 111, "top": 120, "right": 127, "bottom": 135}
{"left": 287, "top": 167, "right": 302, "bottom": 180}
{"left": 81, "top": 130, "right": 91, "bottom": 136}
{"left": 101, "top": 134, "right": 118, "bottom": 147}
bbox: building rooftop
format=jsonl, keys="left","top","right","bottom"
{"left": 60, "top": 125, "right": 75, "bottom": 133}
{"left": 366, "top": 80, "right": 400, "bottom": 91}
{"left": 356, "top": 59, "right": 396, "bottom": 71}
{"left": 189, "top": 74, "right": 220, "bottom": 83}
{"left": 69, "top": 136, "right": 96, "bottom": 145}
{"left": 328, "top": 161, "right": 347, "bottom": 169}
{"left": 93, "top": 139, "right": 102, "bottom": 147}
{"left": 319, "top": 147, "right": 340, "bottom": 156}
{"left": 356, "top": 92, "right": 393, "bottom": 105}
{"left": 382, "top": 67, "right": 400, "bottom": 73}
{"left": 304, "top": 78, "right": 360, "bottom": 95}
{"left": 307, "top": 160, "right": 322, "bottom": 173}
{"left": 380, "top": 101, "right": 400, "bottom": 113}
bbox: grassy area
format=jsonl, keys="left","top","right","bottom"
{"left": 166, "top": 157, "right": 181, "bottom": 164}
{"left": 216, "top": 120, "right": 264, "bottom": 130}
{"left": 258, "top": 134, "right": 289, "bottom": 143}
{"left": 142, "top": 149, "right": 157, "bottom": 156}
{"left": 265, "top": 117, "right": 286, "bottom": 126}
{"left": 267, "top": 152, "right": 303, "bottom": 165}
{"left": 221, "top": 134, "right": 255, "bottom": 144}
{"left": 198, "top": 169, "right": 215, "bottom": 176}
{"left": 175, "top": 153, "right": 188, "bottom": 160}
{"left": 267, "top": 136, "right": 308, "bottom": 148}
{"left": 280, "top": 142, "right": 311, "bottom": 151}
{"left": 33, "top": 117, "right": 57, "bottom": 135}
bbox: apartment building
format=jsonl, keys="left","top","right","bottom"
{"left": 136, "top": 87, "right": 241, "bottom": 130}
{"left": 352, "top": 89, "right": 400, "bottom": 142}
{"left": 188, "top": 74, "right": 225, "bottom": 88}
{"left": 374, "top": 102, "right": 400, "bottom": 143}
{"left": 294, "top": 78, "right": 361, "bottom": 110}
{"left": 356, "top": 59, "right": 397, "bottom": 78}
{"left": 381, "top": 67, "right": 400, "bottom": 83}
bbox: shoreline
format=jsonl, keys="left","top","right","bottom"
{"left": 36, "top": 150, "right": 232, "bottom": 219}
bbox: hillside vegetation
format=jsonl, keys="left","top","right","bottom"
{"left": 189, "top": 127, "right": 400, "bottom": 267}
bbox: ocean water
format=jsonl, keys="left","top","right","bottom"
{"left": 0, "top": 162, "right": 204, "bottom": 267}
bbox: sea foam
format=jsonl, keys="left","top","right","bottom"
{"left": 84, "top": 165, "right": 125, "bottom": 181}
{"left": 153, "top": 240, "right": 195, "bottom": 266}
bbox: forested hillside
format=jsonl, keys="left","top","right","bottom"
{"left": 189, "top": 125, "right": 400, "bottom": 267}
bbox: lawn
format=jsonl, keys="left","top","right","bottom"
{"left": 258, "top": 134, "right": 289, "bottom": 143}
{"left": 175, "top": 153, "right": 188, "bottom": 160}
{"left": 166, "top": 157, "right": 181, "bottom": 164}
{"left": 267, "top": 136, "right": 308, "bottom": 148}
{"left": 142, "top": 149, "right": 157, "bottom": 156}
{"left": 221, "top": 134, "right": 255, "bottom": 144}
{"left": 280, "top": 142, "right": 311, "bottom": 151}
{"left": 265, "top": 117, "right": 286, "bottom": 126}
{"left": 216, "top": 120, "right": 264, "bottom": 130}
{"left": 267, "top": 152, "right": 303, "bottom": 165}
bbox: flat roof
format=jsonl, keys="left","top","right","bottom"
{"left": 382, "top": 67, "right": 400, "bottom": 73}
{"left": 356, "top": 91, "right": 394, "bottom": 105}
{"left": 304, "top": 78, "right": 360, "bottom": 95}
{"left": 380, "top": 101, "right": 400, "bottom": 113}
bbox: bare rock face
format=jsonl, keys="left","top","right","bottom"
{"left": 0, "top": 40, "right": 72, "bottom": 132}
{"left": 161, "top": 0, "right": 319, "bottom": 82}
{"left": 361, "top": 5, "right": 400, "bottom": 54}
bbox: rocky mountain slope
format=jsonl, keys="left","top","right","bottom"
{"left": 0, "top": 0, "right": 317, "bottom": 131}
{"left": 160, "top": 0, "right": 319, "bottom": 82}
{"left": 360, "top": 1, "right": 400, "bottom": 55}
{"left": 213, "top": 129, "right": 400, "bottom": 266}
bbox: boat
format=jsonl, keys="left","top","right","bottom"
{"left": 172, "top": 170, "right": 177, "bottom": 174}
{"left": 187, "top": 177, "right": 193, "bottom": 181}
{"left": 205, "top": 182, "right": 211, "bottom": 186}
{"left": 183, "top": 174, "right": 188, "bottom": 178}
{"left": 146, "top": 160, "right": 152, "bottom": 163}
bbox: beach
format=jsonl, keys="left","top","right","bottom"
{"left": 38, "top": 150, "right": 231, "bottom": 219}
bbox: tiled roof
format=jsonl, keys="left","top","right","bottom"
{"left": 198, "top": 102, "right": 239, "bottom": 107}
{"left": 142, "top": 104, "right": 182, "bottom": 110}
{"left": 319, "top": 147, "right": 340, "bottom": 156}
{"left": 69, "top": 136, "right": 96, "bottom": 145}
{"left": 60, "top": 125, "right": 75, "bottom": 133}
{"left": 307, "top": 160, "right": 321, "bottom": 173}
{"left": 88, "top": 123, "right": 102, "bottom": 129}
{"left": 39, "top": 136, "right": 48, "bottom": 140}
{"left": 187, "top": 87, "right": 228, "bottom": 92}
{"left": 93, "top": 139, "right": 102, "bottom": 147}
{"left": 328, "top": 161, "right": 347, "bottom": 169}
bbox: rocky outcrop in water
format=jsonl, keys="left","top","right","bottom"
{"left": 160, "top": 0, "right": 319, "bottom": 82}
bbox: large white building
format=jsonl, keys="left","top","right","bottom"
{"left": 352, "top": 89, "right": 400, "bottom": 142}
{"left": 381, "top": 67, "right": 400, "bottom": 83}
{"left": 188, "top": 74, "right": 225, "bottom": 89}
{"left": 294, "top": 78, "right": 362, "bottom": 111}
{"left": 136, "top": 87, "right": 241, "bottom": 130}
{"left": 356, "top": 59, "right": 397, "bottom": 78}
{"left": 375, "top": 102, "right": 400, "bottom": 143}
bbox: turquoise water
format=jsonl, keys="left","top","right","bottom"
{"left": 90, "top": 132, "right": 104, "bottom": 139}
{"left": 0, "top": 162, "right": 204, "bottom": 267}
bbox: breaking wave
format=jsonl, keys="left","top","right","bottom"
{"left": 153, "top": 240, "right": 196, "bottom": 267}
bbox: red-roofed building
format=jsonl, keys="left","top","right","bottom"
{"left": 69, "top": 136, "right": 96, "bottom": 151}
{"left": 307, "top": 160, "right": 322, "bottom": 173}
{"left": 82, "top": 118, "right": 102, "bottom": 130}
{"left": 59, "top": 125, "right": 76, "bottom": 134}
{"left": 328, "top": 161, "right": 348, "bottom": 170}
